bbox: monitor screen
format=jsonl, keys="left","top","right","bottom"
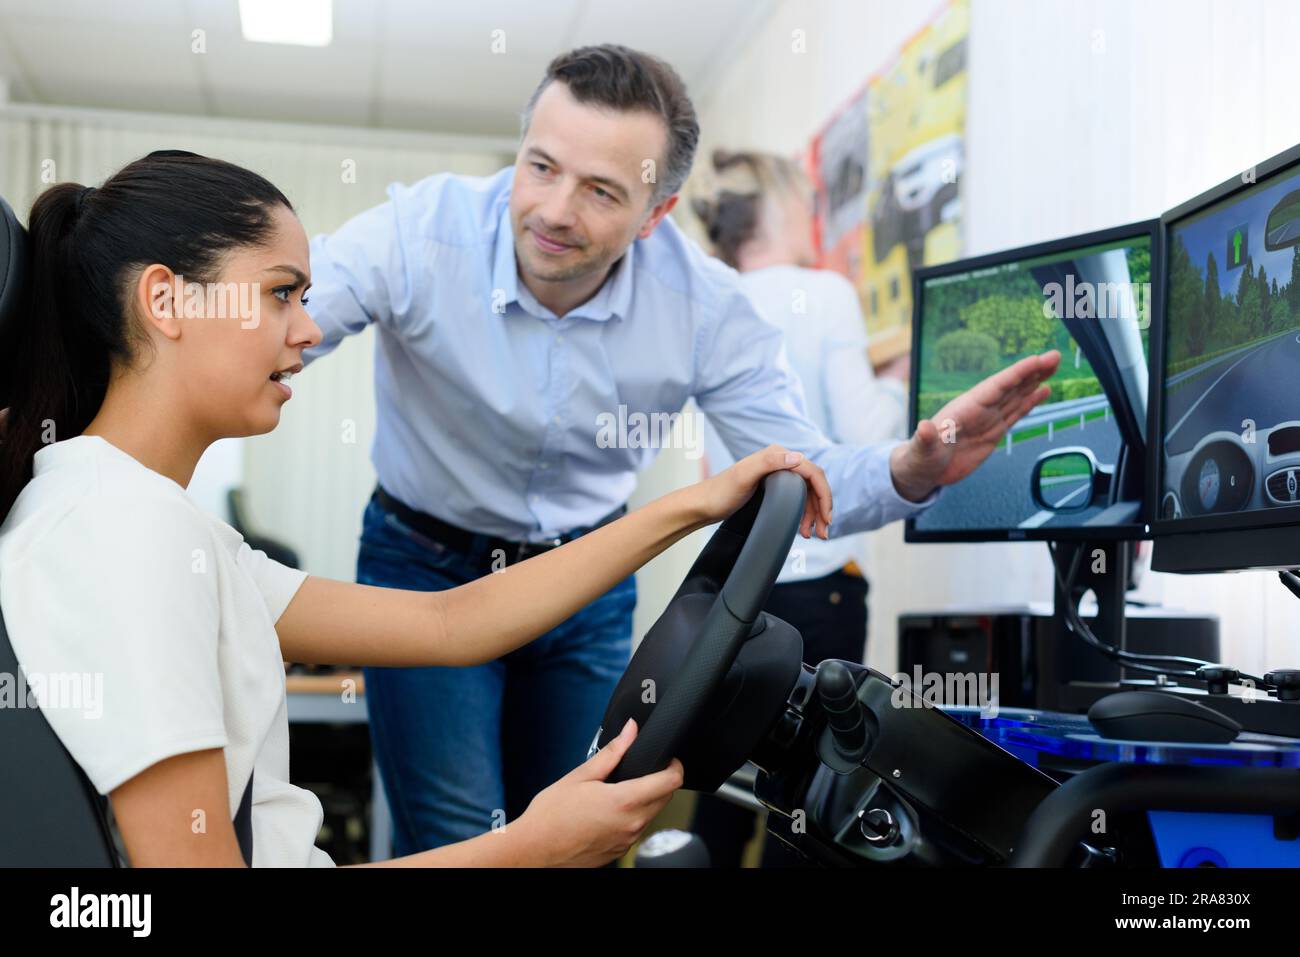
{"left": 907, "top": 224, "right": 1155, "bottom": 541}
{"left": 1158, "top": 157, "right": 1300, "bottom": 530}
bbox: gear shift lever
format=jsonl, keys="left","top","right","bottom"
{"left": 816, "top": 660, "right": 872, "bottom": 768}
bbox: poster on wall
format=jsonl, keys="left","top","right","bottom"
{"left": 806, "top": 0, "right": 969, "bottom": 368}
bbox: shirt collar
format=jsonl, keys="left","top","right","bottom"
{"left": 490, "top": 201, "right": 522, "bottom": 312}
{"left": 34, "top": 434, "right": 186, "bottom": 493}
{"left": 490, "top": 200, "right": 634, "bottom": 323}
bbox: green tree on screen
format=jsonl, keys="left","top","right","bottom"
{"left": 1127, "top": 244, "right": 1151, "bottom": 290}
{"left": 1238, "top": 257, "right": 1262, "bottom": 340}
{"left": 935, "top": 328, "right": 999, "bottom": 373}
{"left": 1290, "top": 246, "right": 1300, "bottom": 320}
{"left": 962, "top": 293, "right": 1053, "bottom": 356}
{"left": 1204, "top": 252, "right": 1221, "bottom": 341}
{"left": 1168, "top": 238, "right": 1206, "bottom": 361}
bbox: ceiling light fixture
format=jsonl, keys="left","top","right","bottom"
{"left": 239, "top": 0, "right": 333, "bottom": 47}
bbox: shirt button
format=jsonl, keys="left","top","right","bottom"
{"left": 555, "top": 336, "right": 564, "bottom": 345}
{"left": 539, "top": 462, "right": 549, "bottom": 470}
{"left": 553, "top": 415, "right": 562, "bottom": 426}
{"left": 530, "top": 494, "right": 540, "bottom": 504}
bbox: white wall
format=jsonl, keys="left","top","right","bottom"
{"left": 676, "top": 0, "right": 1300, "bottom": 677}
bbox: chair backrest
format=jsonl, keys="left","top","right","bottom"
{"left": 0, "top": 193, "right": 25, "bottom": 410}
{"left": 0, "top": 608, "right": 120, "bottom": 866}
{"left": 227, "top": 487, "right": 301, "bottom": 568}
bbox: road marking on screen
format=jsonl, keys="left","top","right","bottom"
{"left": 1019, "top": 481, "right": 1090, "bottom": 528}
{"left": 1165, "top": 347, "right": 1259, "bottom": 445}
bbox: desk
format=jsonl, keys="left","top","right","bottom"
{"left": 285, "top": 672, "right": 393, "bottom": 862}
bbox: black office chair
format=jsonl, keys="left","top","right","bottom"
{"left": 0, "top": 616, "right": 121, "bottom": 866}
{"left": 0, "top": 193, "right": 120, "bottom": 866}
{"left": 227, "top": 487, "right": 300, "bottom": 569}
{"left": 0, "top": 191, "right": 253, "bottom": 866}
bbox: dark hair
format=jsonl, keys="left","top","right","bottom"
{"left": 691, "top": 149, "right": 811, "bottom": 269}
{"left": 521, "top": 44, "right": 699, "bottom": 204}
{"left": 0, "top": 150, "right": 292, "bottom": 523}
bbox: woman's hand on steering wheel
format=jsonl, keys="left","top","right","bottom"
{"left": 694, "top": 444, "right": 833, "bottom": 540}
{"left": 514, "top": 718, "right": 684, "bottom": 866}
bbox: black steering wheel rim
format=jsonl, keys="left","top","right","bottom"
{"left": 597, "top": 469, "right": 808, "bottom": 783}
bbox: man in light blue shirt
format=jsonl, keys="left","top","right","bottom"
{"left": 302, "top": 45, "right": 1059, "bottom": 855}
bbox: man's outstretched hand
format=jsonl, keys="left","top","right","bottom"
{"left": 889, "top": 350, "right": 1061, "bottom": 502}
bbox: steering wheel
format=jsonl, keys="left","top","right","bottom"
{"left": 592, "top": 469, "right": 808, "bottom": 789}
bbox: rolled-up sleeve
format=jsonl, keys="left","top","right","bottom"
{"left": 693, "top": 287, "right": 938, "bottom": 536}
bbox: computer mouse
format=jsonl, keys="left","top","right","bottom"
{"left": 1088, "top": 691, "right": 1242, "bottom": 744}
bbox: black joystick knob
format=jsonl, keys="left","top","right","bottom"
{"left": 1197, "top": 664, "right": 1240, "bottom": 695}
{"left": 1265, "top": 670, "right": 1300, "bottom": 702}
{"left": 816, "top": 660, "right": 869, "bottom": 762}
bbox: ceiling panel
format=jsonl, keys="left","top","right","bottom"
{"left": 5, "top": 15, "right": 207, "bottom": 113}
{"left": 377, "top": 44, "right": 544, "bottom": 130}
{"left": 568, "top": 0, "right": 756, "bottom": 67}
{"left": 0, "top": 0, "right": 190, "bottom": 24}
{"left": 378, "top": 0, "right": 583, "bottom": 56}
{"left": 0, "top": 0, "right": 779, "bottom": 136}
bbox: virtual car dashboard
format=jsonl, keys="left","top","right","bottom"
{"left": 1161, "top": 159, "right": 1300, "bottom": 523}
{"left": 1162, "top": 422, "right": 1300, "bottom": 518}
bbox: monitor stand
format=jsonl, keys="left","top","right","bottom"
{"left": 1044, "top": 539, "right": 1300, "bottom": 737}
{"left": 1039, "top": 539, "right": 1139, "bottom": 713}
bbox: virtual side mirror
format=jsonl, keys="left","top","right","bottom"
{"left": 1030, "top": 447, "right": 1111, "bottom": 513}
{"left": 1265, "top": 189, "right": 1300, "bottom": 251}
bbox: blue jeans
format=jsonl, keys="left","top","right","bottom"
{"left": 356, "top": 492, "right": 636, "bottom": 857}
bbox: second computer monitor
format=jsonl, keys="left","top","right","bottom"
{"left": 907, "top": 222, "right": 1158, "bottom": 542}
{"left": 1151, "top": 142, "right": 1300, "bottom": 571}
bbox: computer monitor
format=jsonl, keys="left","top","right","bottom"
{"left": 1151, "top": 142, "right": 1300, "bottom": 572}
{"left": 906, "top": 221, "right": 1159, "bottom": 542}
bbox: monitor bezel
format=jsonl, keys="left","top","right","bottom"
{"left": 905, "top": 218, "right": 1161, "bottom": 544}
{"left": 1148, "top": 140, "right": 1300, "bottom": 547}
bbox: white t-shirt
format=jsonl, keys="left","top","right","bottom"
{"left": 704, "top": 265, "right": 908, "bottom": 582}
{"left": 0, "top": 434, "right": 333, "bottom": 867}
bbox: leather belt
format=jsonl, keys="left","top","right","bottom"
{"left": 373, "top": 485, "right": 627, "bottom": 566}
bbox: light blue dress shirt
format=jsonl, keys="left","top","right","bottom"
{"left": 302, "top": 166, "right": 935, "bottom": 544}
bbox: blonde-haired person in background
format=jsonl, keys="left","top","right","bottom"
{"left": 690, "top": 149, "right": 909, "bottom": 867}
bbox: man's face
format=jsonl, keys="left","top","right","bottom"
{"left": 510, "top": 81, "right": 676, "bottom": 289}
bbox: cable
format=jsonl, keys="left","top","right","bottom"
{"left": 1048, "top": 541, "right": 1267, "bottom": 685}
{"left": 1049, "top": 542, "right": 1198, "bottom": 674}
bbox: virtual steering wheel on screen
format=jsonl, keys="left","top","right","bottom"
{"left": 591, "top": 469, "right": 808, "bottom": 790}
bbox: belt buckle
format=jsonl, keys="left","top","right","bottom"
{"left": 515, "top": 537, "right": 562, "bottom": 564}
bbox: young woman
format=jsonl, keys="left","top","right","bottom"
{"left": 0, "top": 151, "right": 832, "bottom": 867}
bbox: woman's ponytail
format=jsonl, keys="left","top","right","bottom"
{"left": 0, "top": 183, "right": 115, "bottom": 524}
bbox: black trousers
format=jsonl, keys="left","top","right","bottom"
{"left": 689, "top": 568, "right": 869, "bottom": 867}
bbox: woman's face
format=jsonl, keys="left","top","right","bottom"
{"left": 141, "top": 204, "right": 322, "bottom": 439}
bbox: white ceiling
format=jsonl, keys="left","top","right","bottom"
{"left": 0, "top": 0, "right": 777, "bottom": 138}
